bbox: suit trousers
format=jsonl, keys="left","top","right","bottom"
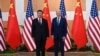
{"left": 35, "top": 36, "right": 46, "bottom": 56}
{"left": 54, "top": 37, "right": 64, "bottom": 56}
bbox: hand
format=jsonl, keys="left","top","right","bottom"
{"left": 62, "top": 36, "right": 66, "bottom": 41}
{"left": 32, "top": 37, "right": 35, "bottom": 41}
{"left": 52, "top": 35, "right": 54, "bottom": 39}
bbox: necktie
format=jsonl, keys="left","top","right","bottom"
{"left": 39, "top": 18, "right": 42, "bottom": 24}
{"left": 57, "top": 18, "right": 60, "bottom": 25}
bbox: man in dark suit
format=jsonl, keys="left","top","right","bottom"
{"left": 51, "top": 10, "right": 67, "bottom": 56}
{"left": 32, "top": 10, "right": 49, "bottom": 56}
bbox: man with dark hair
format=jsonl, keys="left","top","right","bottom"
{"left": 32, "top": 10, "right": 49, "bottom": 56}
{"left": 37, "top": 10, "right": 43, "bottom": 14}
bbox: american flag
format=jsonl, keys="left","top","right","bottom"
{"left": 22, "top": 0, "right": 36, "bottom": 51}
{"left": 0, "top": 9, "right": 6, "bottom": 52}
{"left": 59, "top": 0, "right": 72, "bottom": 51}
{"left": 87, "top": 0, "right": 100, "bottom": 52}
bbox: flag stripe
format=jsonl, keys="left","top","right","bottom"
{"left": 87, "top": 0, "right": 100, "bottom": 51}
{"left": 25, "top": 20, "right": 31, "bottom": 34}
{"left": 0, "top": 28, "right": 4, "bottom": 38}
{"left": 89, "top": 18, "right": 100, "bottom": 44}
{"left": 0, "top": 33, "right": 6, "bottom": 49}
{"left": 0, "top": 42, "right": 4, "bottom": 51}
{"left": 24, "top": 19, "right": 36, "bottom": 48}
{"left": 64, "top": 46, "right": 67, "bottom": 51}
{"left": 95, "top": 17, "right": 100, "bottom": 27}
{"left": 59, "top": 0, "right": 72, "bottom": 51}
{"left": 64, "top": 38, "right": 71, "bottom": 50}
{"left": 88, "top": 27, "right": 100, "bottom": 51}
{"left": 0, "top": 9, "right": 6, "bottom": 52}
{"left": 24, "top": 25, "right": 33, "bottom": 49}
{"left": 64, "top": 34, "right": 71, "bottom": 50}
{"left": 0, "top": 19, "right": 3, "bottom": 30}
{"left": 23, "top": 20, "right": 36, "bottom": 51}
{"left": 64, "top": 43, "right": 68, "bottom": 51}
{"left": 88, "top": 24, "right": 100, "bottom": 46}
{"left": 23, "top": 30, "right": 33, "bottom": 51}
{"left": 67, "top": 28, "right": 72, "bottom": 46}
{"left": 0, "top": 26, "right": 4, "bottom": 37}
{"left": 90, "top": 17, "right": 99, "bottom": 35}
{"left": 22, "top": 31, "right": 33, "bottom": 51}
{"left": 0, "top": 37, "right": 5, "bottom": 51}
{"left": 22, "top": 0, "right": 36, "bottom": 51}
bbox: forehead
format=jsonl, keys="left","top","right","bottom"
{"left": 56, "top": 10, "right": 61, "bottom": 13}
{"left": 56, "top": 11, "right": 61, "bottom": 14}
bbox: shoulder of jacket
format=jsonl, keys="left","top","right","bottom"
{"left": 33, "top": 18, "right": 37, "bottom": 21}
{"left": 53, "top": 17, "right": 57, "bottom": 20}
{"left": 42, "top": 18, "right": 46, "bottom": 20}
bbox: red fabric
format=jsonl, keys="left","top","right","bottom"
{"left": 6, "top": 0, "right": 22, "bottom": 49}
{"left": 43, "top": 0, "right": 54, "bottom": 50}
{"left": 72, "top": 0, "right": 88, "bottom": 49}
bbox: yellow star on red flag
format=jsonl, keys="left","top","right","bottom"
{"left": 10, "top": 3, "right": 13, "bottom": 8}
{"left": 44, "top": 3, "right": 47, "bottom": 8}
{"left": 76, "top": 2, "right": 80, "bottom": 7}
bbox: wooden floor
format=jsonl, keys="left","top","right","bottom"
{"left": 0, "top": 52, "right": 100, "bottom": 56}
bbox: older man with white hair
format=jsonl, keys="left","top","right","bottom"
{"left": 51, "top": 10, "right": 67, "bottom": 56}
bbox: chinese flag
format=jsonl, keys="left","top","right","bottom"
{"left": 43, "top": 0, "right": 54, "bottom": 50}
{"left": 72, "top": 0, "right": 88, "bottom": 49}
{"left": 6, "top": 0, "right": 22, "bottom": 49}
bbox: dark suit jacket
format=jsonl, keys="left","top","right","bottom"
{"left": 32, "top": 18, "right": 49, "bottom": 41}
{"left": 51, "top": 17, "right": 67, "bottom": 39}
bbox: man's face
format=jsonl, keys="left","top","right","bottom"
{"left": 56, "top": 10, "right": 61, "bottom": 17}
{"left": 37, "top": 12, "right": 43, "bottom": 18}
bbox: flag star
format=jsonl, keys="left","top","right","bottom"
{"left": 76, "top": 2, "right": 80, "bottom": 7}
{"left": 44, "top": 3, "right": 47, "bottom": 8}
{"left": 10, "top": 3, "right": 13, "bottom": 8}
